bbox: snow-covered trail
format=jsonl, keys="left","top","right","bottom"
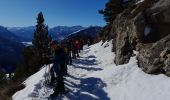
{"left": 13, "top": 41, "right": 170, "bottom": 100}
{"left": 12, "top": 41, "right": 113, "bottom": 100}
{"left": 62, "top": 42, "right": 113, "bottom": 100}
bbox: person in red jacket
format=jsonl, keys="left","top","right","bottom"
{"left": 75, "top": 40, "right": 80, "bottom": 57}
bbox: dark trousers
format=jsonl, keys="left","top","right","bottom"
{"left": 72, "top": 50, "right": 76, "bottom": 59}
{"left": 50, "top": 67, "right": 55, "bottom": 83}
{"left": 68, "top": 52, "right": 72, "bottom": 65}
{"left": 53, "top": 75, "right": 65, "bottom": 95}
{"left": 60, "top": 63, "right": 68, "bottom": 75}
{"left": 75, "top": 49, "right": 79, "bottom": 57}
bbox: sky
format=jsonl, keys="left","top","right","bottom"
{"left": 0, "top": 0, "right": 108, "bottom": 28}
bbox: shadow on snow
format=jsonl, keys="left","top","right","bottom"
{"left": 63, "top": 75, "right": 110, "bottom": 100}
{"left": 72, "top": 56, "right": 102, "bottom": 71}
{"left": 73, "top": 58, "right": 97, "bottom": 66}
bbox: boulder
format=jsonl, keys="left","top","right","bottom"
{"left": 137, "top": 34, "right": 170, "bottom": 74}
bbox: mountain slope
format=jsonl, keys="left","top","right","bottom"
{"left": 13, "top": 41, "right": 170, "bottom": 100}
{"left": 8, "top": 26, "right": 35, "bottom": 42}
{"left": 0, "top": 26, "right": 20, "bottom": 42}
{"left": 0, "top": 26, "right": 24, "bottom": 73}
{"left": 49, "top": 26, "right": 85, "bottom": 40}
{"left": 0, "top": 37, "right": 24, "bottom": 73}
{"left": 67, "top": 26, "right": 101, "bottom": 39}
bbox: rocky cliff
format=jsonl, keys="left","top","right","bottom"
{"left": 107, "top": 0, "right": 170, "bottom": 75}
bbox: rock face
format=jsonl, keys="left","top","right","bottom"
{"left": 109, "top": 0, "right": 170, "bottom": 75}
{"left": 137, "top": 0, "right": 170, "bottom": 74}
{"left": 137, "top": 34, "right": 170, "bottom": 74}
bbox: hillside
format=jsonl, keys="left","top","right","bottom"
{"left": 50, "top": 26, "right": 85, "bottom": 41}
{"left": 0, "top": 26, "right": 24, "bottom": 73}
{"left": 13, "top": 41, "right": 170, "bottom": 100}
{"left": 0, "top": 26, "right": 20, "bottom": 42}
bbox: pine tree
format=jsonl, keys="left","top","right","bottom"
{"left": 32, "top": 12, "right": 52, "bottom": 65}
{"left": 99, "top": 0, "right": 131, "bottom": 24}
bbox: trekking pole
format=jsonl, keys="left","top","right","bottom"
{"left": 44, "top": 64, "right": 48, "bottom": 85}
{"left": 47, "top": 64, "right": 51, "bottom": 84}
{"left": 43, "top": 64, "right": 48, "bottom": 95}
{"left": 44, "top": 64, "right": 51, "bottom": 85}
{"left": 44, "top": 64, "right": 50, "bottom": 96}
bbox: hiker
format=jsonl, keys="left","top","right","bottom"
{"left": 50, "top": 41, "right": 66, "bottom": 97}
{"left": 75, "top": 40, "right": 80, "bottom": 57}
{"left": 80, "top": 39, "right": 84, "bottom": 50}
{"left": 71, "top": 40, "right": 76, "bottom": 59}
{"left": 66, "top": 40, "right": 72, "bottom": 65}
{"left": 76, "top": 40, "right": 81, "bottom": 53}
{"left": 62, "top": 44, "right": 69, "bottom": 75}
{"left": 87, "top": 39, "right": 90, "bottom": 46}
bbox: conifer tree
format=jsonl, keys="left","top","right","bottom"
{"left": 99, "top": 0, "right": 130, "bottom": 23}
{"left": 32, "top": 12, "right": 52, "bottom": 65}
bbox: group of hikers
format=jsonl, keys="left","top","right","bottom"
{"left": 48, "top": 39, "right": 84, "bottom": 98}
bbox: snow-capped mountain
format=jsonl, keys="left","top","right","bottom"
{"left": 8, "top": 26, "right": 85, "bottom": 42}
{"left": 67, "top": 26, "right": 102, "bottom": 40}
{"left": 49, "top": 26, "right": 85, "bottom": 41}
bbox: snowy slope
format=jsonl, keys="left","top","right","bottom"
{"left": 13, "top": 41, "right": 170, "bottom": 100}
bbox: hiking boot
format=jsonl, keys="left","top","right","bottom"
{"left": 50, "top": 91, "right": 59, "bottom": 98}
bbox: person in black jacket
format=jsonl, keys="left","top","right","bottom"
{"left": 50, "top": 41, "right": 66, "bottom": 97}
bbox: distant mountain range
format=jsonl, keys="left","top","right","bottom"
{"left": 8, "top": 25, "right": 85, "bottom": 42}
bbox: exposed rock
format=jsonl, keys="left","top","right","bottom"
{"left": 160, "top": 48, "right": 170, "bottom": 58}
{"left": 136, "top": 0, "right": 170, "bottom": 74}
{"left": 144, "top": 0, "right": 170, "bottom": 42}
{"left": 129, "top": 0, "right": 152, "bottom": 18}
{"left": 112, "top": 0, "right": 170, "bottom": 75}
{"left": 113, "top": 9, "right": 142, "bottom": 65}
{"left": 137, "top": 34, "right": 170, "bottom": 74}
{"left": 164, "top": 57, "right": 170, "bottom": 76}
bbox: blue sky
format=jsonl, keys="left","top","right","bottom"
{"left": 0, "top": 0, "right": 108, "bottom": 27}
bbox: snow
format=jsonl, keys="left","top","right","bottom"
{"left": 136, "top": 0, "right": 145, "bottom": 4}
{"left": 12, "top": 65, "right": 52, "bottom": 100}
{"left": 13, "top": 40, "right": 170, "bottom": 100}
{"left": 68, "top": 29, "right": 84, "bottom": 36}
{"left": 22, "top": 42, "right": 32, "bottom": 46}
{"left": 144, "top": 26, "right": 151, "bottom": 36}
